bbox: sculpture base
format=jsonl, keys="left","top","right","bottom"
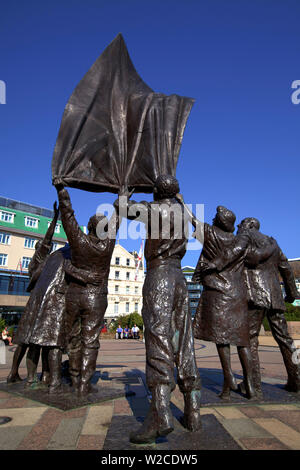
{"left": 200, "top": 369, "right": 300, "bottom": 406}
{"left": 0, "top": 379, "right": 134, "bottom": 411}
{"left": 103, "top": 414, "right": 241, "bottom": 450}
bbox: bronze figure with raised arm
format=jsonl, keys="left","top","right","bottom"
{"left": 116, "top": 175, "right": 202, "bottom": 444}
{"left": 54, "top": 180, "right": 128, "bottom": 397}
{"left": 176, "top": 194, "right": 275, "bottom": 400}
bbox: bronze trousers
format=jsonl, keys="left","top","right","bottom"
{"left": 65, "top": 283, "right": 107, "bottom": 386}
{"left": 142, "top": 261, "right": 201, "bottom": 393}
{"left": 249, "top": 307, "right": 300, "bottom": 391}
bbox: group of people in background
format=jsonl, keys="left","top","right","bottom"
{"left": 116, "top": 324, "right": 140, "bottom": 340}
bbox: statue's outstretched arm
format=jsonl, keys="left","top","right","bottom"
{"left": 54, "top": 183, "right": 84, "bottom": 250}
{"left": 175, "top": 193, "right": 204, "bottom": 242}
{"left": 41, "top": 201, "right": 60, "bottom": 250}
{"left": 28, "top": 201, "right": 60, "bottom": 279}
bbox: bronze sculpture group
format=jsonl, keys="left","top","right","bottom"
{"left": 6, "top": 34, "right": 300, "bottom": 445}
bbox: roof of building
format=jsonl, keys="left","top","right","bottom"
{"left": 0, "top": 202, "right": 67, "bottom": 241}
{"left": 0, "top": 196, "right": 85, "bottom": 241}
{"left": 0, "top": 196, "right": 56, "bottom": 219}
{"left": 288, "top": 259, "right": 300, "bottom": 279}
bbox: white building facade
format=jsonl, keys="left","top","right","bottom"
{"left": 105, "top": 243, "right": 144, "bottom": 322}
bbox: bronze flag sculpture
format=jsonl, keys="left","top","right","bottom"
{"left": 52, "top": 34, "right": 194, "bottom": 194}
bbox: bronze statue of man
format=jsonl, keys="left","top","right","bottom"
{"left": 119, "top": 175, "right": 201, "bottom": 444}
{"left": 54, "top": 181, "right": 124, "bottom": 397}
{"left": 237, "top": 217, "right": 300, "bottom": 395}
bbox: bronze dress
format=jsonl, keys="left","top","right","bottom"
{"left": 193, "top": 223, "right": 250, "bottom": 347}
{"left": 15, "top": 246, "right": 70, "bottom": 348}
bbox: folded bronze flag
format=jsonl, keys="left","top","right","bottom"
{"left": 52, "top": 34, "right": 194, "bottom": 193}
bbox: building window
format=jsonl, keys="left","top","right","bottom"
{"left": 0, "top": 232, "right": 10, "bottom": 245}
{"left": 115, "top": 285, "right": 119, "bottom": 293}
{"left": 114, "top": 302, "right": 119, "bottom": 314}
{"left": 24, "top": 216, "right": 38, "bottom": 228}
{"left": 126, "top": 302, "right": 130, "bottom": 313}
{"left": 0, "top": 253, "right": 8, "bottom": 266}
{"left": 48, "top": 221, "right": 61, "bottom": 234}
{"left": 126, "top": 272, "right": 130, "bottom": 281}
{"left": 24, "top": 237, "right": 36, "bottom": 249}
{"left": 126, "top": 258, "right": 130, "bottom": 266}
{"left": 126, "top": 286, "right": 130, "bottom": 294}
{"left": 189, "top": 293, "right": 201, "bottom": 299}
{"left": 134, "top": 302, "right": 138, "bottom": 312}
{"left": 22, "top": 257, "right": 32, "bottom": 269}
{"left": 0, "top": 210, "right": 14, "bottom": 223}
{"left": 115, "top": 257, "right": 120, "bottom": 265}
{"left": 135, "top": 286, "right": 138, "bottom": 294}
{"left": 115, "top": 271, "right": 120, "bottom": 280}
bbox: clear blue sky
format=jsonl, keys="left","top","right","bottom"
{"left": 1, "top": 0, "right": 299, "bottom": 266}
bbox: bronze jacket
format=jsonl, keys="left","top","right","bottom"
{"left": 58, "top": 189, "right": 117, "bottom": 285}
{"left": 244, "top": 231, "right": 298, "bottom": 311}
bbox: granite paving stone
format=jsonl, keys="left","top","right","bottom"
{"left": 268, "top": 410, "right": 300, "bottom": 433}
{"left": 239, "top": 437, "right": 289, "bottom": 450}
{"left": 238, "top": 406, "right": 270, "bottom": 419}
{"left": 253, "top": 418, "right": 300, "bottom": 450}
{"left": 47, "top": 417, "right": 85, "bottom": 450}
{"left": 215, "top": 407, "right": 248, "bottom": 420}
{"left": 221, "top": 418, "right": 273, "bottom": 439}
{"left": 62, "top": 407, "right": 88, "bottom": 419}
{"left": 200, "top": 407, "right": 222, "bottom": 417}
{"left": 3, "top": 397, "right": 30, "bottom": 408}
{"left": 17, "top": 408, "right": 63, "bottom": 450}
{"left": 77, "top": 435, "right": 106, "bottom": 450}
{"left": 0, "top": 407, "right": 47, "bottom": 427}
{"left": 0, "top": 425, "right": 33, "bottom": 450}
{"left": 81, "top": 404, "right": 113, "bottom": 436}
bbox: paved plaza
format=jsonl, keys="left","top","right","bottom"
{"left": 0, "top": 338, "right": 300, "bottom": 450}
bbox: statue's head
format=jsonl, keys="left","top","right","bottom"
{"left": 213, "top": 206, "right": 236, "bottom": 233}
{"left": 237, "top": 217, "right": 260, "bottom": 234}
{"left": 153, "top": 175, "right": 180, "bottom": 201}
{"left": 87, "top": 213, "right": 108, "bottom": 236}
